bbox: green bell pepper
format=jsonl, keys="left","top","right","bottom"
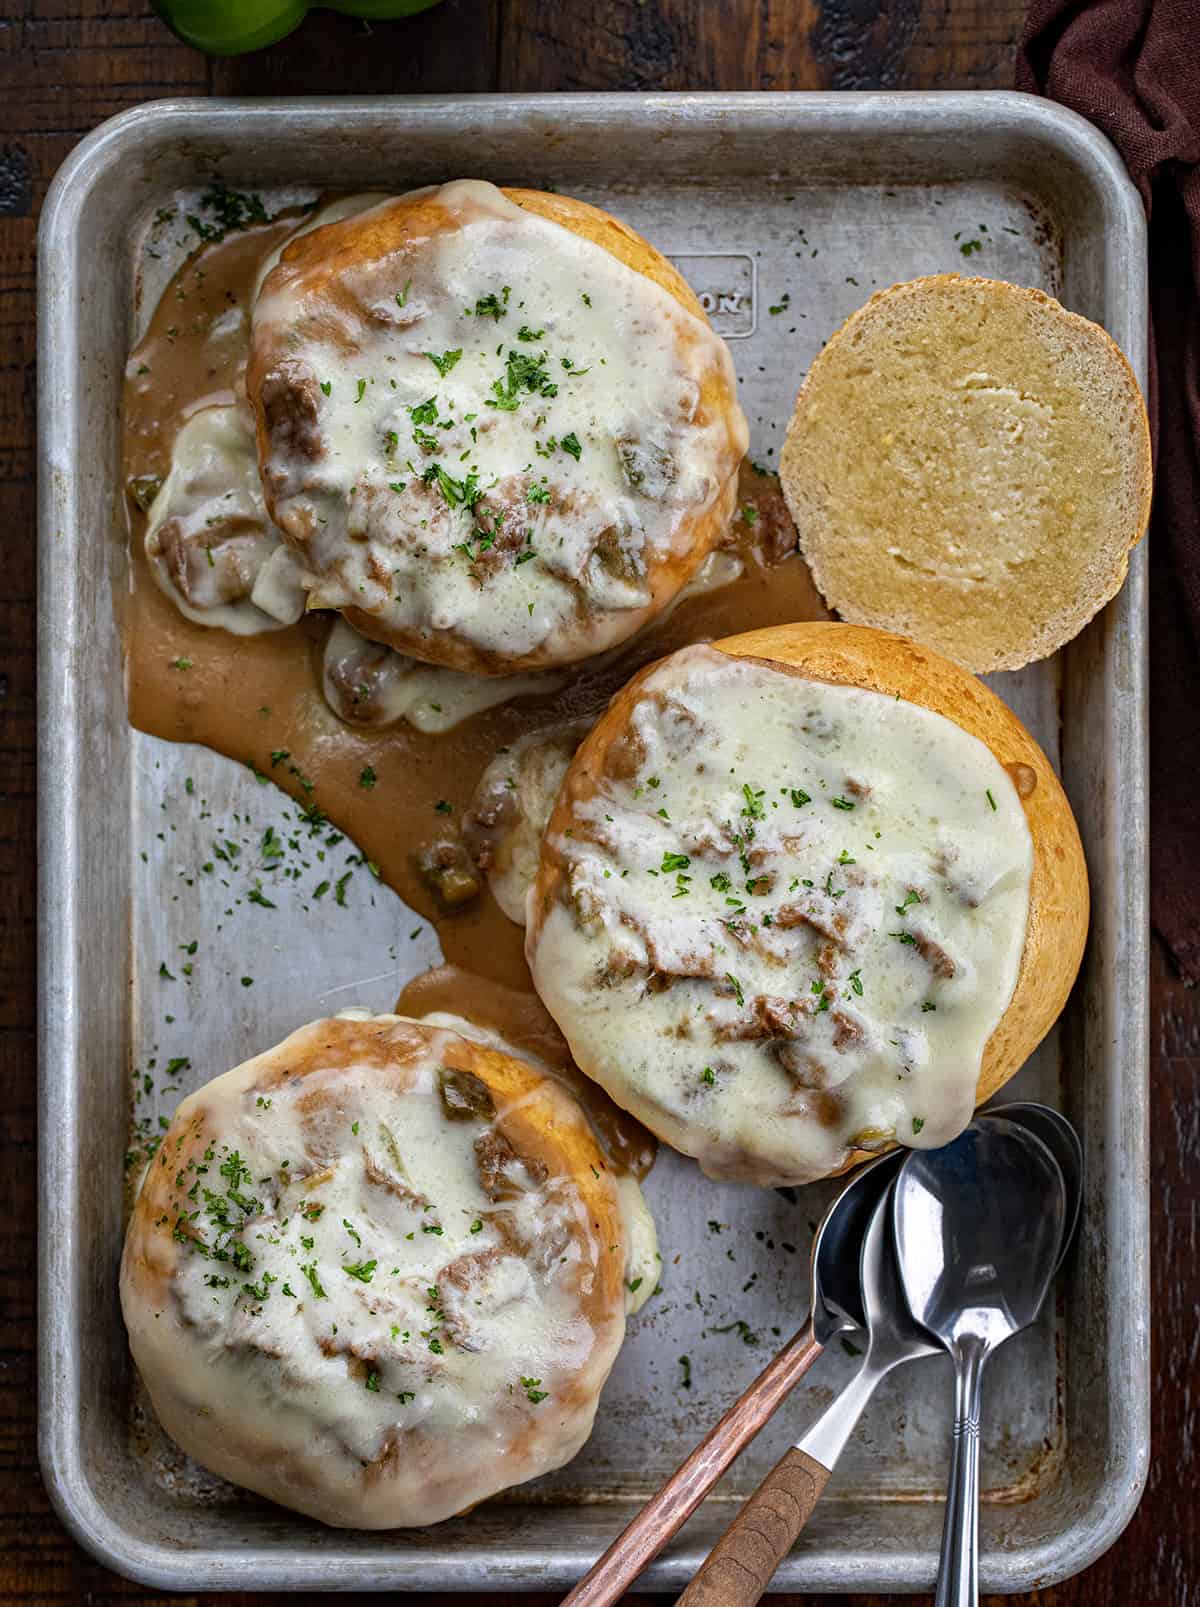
{"left": 153, "top": 0, "right": 443, "bottom": 55}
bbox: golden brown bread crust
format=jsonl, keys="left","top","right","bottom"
{"left": 528, "top": 621, "right": 1088, "bottom": 1178}
{"left": 121, "top": 1014, "right": 630, "bottom": 1527}
{"left": 246, "top": 186, "right": 745, "bottom": 675}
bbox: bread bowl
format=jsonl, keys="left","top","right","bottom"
{"left": 247, "top": 179, "right": 748, "bottom": 675}
{"left": 526, "top": 622, "right": 1088, "bottom": 1186}
{"left": 779, "top": 274, "right": 1152, "bottom": 672}
{"left": 120, "top": 1011, "right": 654, "bottom": 1527}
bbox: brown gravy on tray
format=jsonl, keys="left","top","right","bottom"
{"left": 121, "top": 206, "right": 829, "bottom": 1177}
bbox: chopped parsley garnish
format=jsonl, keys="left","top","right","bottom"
{"left": 396, "top": 281, "right": 411, "bottom": 307}
{"left": 701, "top": 1066, "right": 716, "bottom": 1085}
{"left": 170, "top": 656, "right": 192, "bottom": 671}
{"left": 365, "top": 1370, "right": 381, "bottom": 1392}
{"left": 848, "top": 969, "right": 863, "bottom": 997}
{"left": 409, "top": 396, "right": 438, "bottom": 426}
{"left": 986, "top": 788, "right": 997, "bottom": 810}
{"left": 678, "top": 1354, "right": 692, "bottom": 1389}
{"left": 397, "top": 1390, "right": 415, "bottom": 1404}
{"left": 661, "top": 850, "right": 691, "bottom": 873}
{"left": 242, "top": 1270, "right": 277, "bottom": 1302}
{"left": 421, "top": 461, "right": 481, "bottom": 510}
{"left": 521, "top": 1376, "right": 548, "bottom": 1404}
{"left": 470, "top": 1218, "right": 483, "bottom": 1234}
{"left": 343, "top": 1260, "right": 378, "bottom": 1284}
{"left": 725, "top": 973, "right": 745, "bottom": 1007}
{"left": 560, "top": 431, "right": 582, "bottom": 460}
{"left": 517, "top": 324, "right": 545, "bottom": 341}
{"left": 895, "top": 889, "right": 922, "bottom": 916}
{"left": 300, "top": 1262, "right": 326, "bottom": 1298}
{"left": 890, "top": 930, "right": 918, "bottom": 946}
{"left": 185, "top": 183, "right": 269, "bottom": 243}
{"left": 740, "top": 783, "right": 765, "bottom": 820}
{"left": 425, "top": 348, "right": 463, "bottom": 377}
{"left": 710, "top": 872, "right": 732, "bottom": 894}
{"left": 319, "top": 380, "right": 331, "bottom": 397}
{"left": 354, "top": 378, "right": 367, "bottom": 404}
{"left": 830, "top": 796, "right": 855, "bottom": 811}
{"left": 472, "top": 291, "right": 508, "bottom": 320}
{"left": 342, "top": 1218, "right": 362, "bottom": 1247}
{"left": 912, "top": 1116, "right": 926, "bottom": 1134}
{"left": 487, "top": 347, "right": 558, "bottom": 410}
{"left": 359, "top": 766, "right": 377, "bottom": 790}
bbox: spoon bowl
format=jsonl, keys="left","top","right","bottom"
{"left": 894, "top": 1117, "right": 1069, "bottom": 1607}
{"left": 983, "top": 1101, "right": 1083, "bottom": 1268}
{"left": 810, "top": 1149, "right": 904, "bottom": 1338}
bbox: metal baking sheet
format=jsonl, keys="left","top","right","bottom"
{"left": 37, "top": 91, "right": 1149, "bottom": 1593}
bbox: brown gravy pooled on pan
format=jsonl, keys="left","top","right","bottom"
{"left": 122, "top": 212, "right": 829, "bottom": 1176}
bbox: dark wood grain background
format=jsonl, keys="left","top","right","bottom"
{"left": 3, "top": 0, "right": 1196, "bottom": 1601}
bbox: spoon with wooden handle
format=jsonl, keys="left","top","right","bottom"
{"left": 559, "top": 1150, "right": 903, "bottom": 1607}
{"left": 677, "top": 1179, "right": 938, "bottom": 1606}
{"left": 674, "top": 1101, "right": 1081, "bottom": 1606}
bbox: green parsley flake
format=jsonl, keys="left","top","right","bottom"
{"left": 426, "top": 348, "right": 462, "bottom": 377}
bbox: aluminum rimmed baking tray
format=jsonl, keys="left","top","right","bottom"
{"left": 37, "top": 91, "right": 1149, "bottom": 1593}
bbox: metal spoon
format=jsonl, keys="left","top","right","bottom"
{"left": 560, "top": 1150, "right": 903, "bottom": 1607}
{"left": 894, "top": 1118, "right": 1067, "bottom": 1607}
{"left": 678, "top": 1179, "right": 939, "bottom": 1606}
{"left": 679, "top": 1103, "right": 1081, "bottom": 1603}
{"left": 987, "top": 1101, "right": 1083, "bottom": 1258}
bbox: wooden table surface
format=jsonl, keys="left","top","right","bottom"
{"left": 3, "top": 0, "right": 1196, "bottom": 1601}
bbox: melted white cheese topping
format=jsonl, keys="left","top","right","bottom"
{"left": 144, "top": 403, "right": 306, "bottom": 634}
{"left": 463, "top": 725, "right": 585, "bottom": 923}
{"left": 252, "top": 179, "right": 746, "bottom": 666}
{"left": 320, "top": 547, "right": 740, "bottom": 737}
{"left": 529, "top": 645, "right": 1034, "bottom": 1185}
{"left": 121, "top": 1013, "right": 634, "bottom": 1527}
{"left": 321, "top": 615, "right": 561, "bottom": 734}
{"left": 414, "top": 1008, "right": 658, "bottom": 1311}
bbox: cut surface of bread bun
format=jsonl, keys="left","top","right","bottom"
{"left": 780, "top": 275, "right": 1151, "bottom": 672}
{"left": 120, "top": 1011, "right": 651, "bottom": 1527}
{"left": 247, "top": 179, "right": 748, "bottom": 676}
{"left": 526, "top": 622, "right": 1088, "bottom": 1186}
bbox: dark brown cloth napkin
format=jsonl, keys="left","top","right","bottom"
{"left": 1017, "top": 0, "right": 1200, "bottom": 981}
